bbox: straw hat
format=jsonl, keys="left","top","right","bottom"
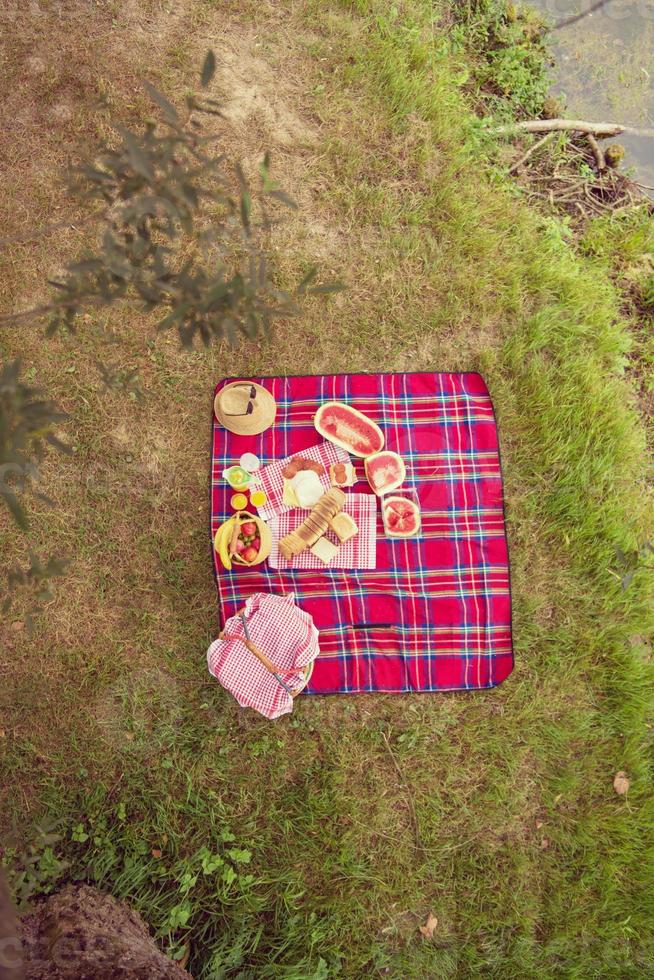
{"left": 214, "top": 381, "right": 277, "bottom": 436}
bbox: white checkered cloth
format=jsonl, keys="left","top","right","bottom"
{"left": 253, "top": 441, "right": 350, "bottom": 521}
{"left": 206, "top": 593, "right": 319, "bottom": 719}
{"left": 268, "top": 493, "right": 378, "bottom": 570}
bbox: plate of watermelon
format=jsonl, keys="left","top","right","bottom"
{"left": 380, "top": 489, "right": 421, "bottom": 539}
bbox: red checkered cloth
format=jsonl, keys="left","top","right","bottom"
{"left": 268, "top": 493, "right": 377, "bottom": 570}
{"left": 210, "top": 372, "right": 513, "bottom": 693}
{"left": 206, "top": 592, "right": 319, "bottom": 718}
{"left": 252, "top": 441, "right": 349, "bottom": 521}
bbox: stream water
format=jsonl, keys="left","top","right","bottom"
{"left": 530, "top": 0, "right": 654, "bottom": 186}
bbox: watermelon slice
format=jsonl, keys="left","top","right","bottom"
{"left": 365, "top": 451, "right": 406, "bottom": 496}
{"left": 314, "top": 402, "right": 384, "bottom": 458}
{"left": 382, "top": 495, "right": 421, "bottom": 538}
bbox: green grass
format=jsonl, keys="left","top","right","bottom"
{"left": 2, "top": 0, "right": 654, "bottom": 977}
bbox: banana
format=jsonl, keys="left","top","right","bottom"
{"left": 215, "top": 516, "right": 237, "bottom": 570}
{"left": 213, "top": 521, "right": 228, "bottom": 553}
{"left": 221, "top": 516, "right": 240, "bottom": 570}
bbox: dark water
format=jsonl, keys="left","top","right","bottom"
{"left": 530, "top": 0, "right": 654, "bottom": 186}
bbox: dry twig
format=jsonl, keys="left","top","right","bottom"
{"left": 508, "top": 132, "right": 556, "bottom": 175}
{"left": 554, "top": 0, "right": 614, "bottom": 30}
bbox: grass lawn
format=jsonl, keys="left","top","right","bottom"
{"left": 1, "top": 0, "right": 653, "bottom": 976}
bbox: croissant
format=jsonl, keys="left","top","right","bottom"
{"left": 279, "top": 488, "right": 345, "bottom": 558}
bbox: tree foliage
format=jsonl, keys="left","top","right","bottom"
{"left": 0, "top": 50, "right": 343, "bottom": 611}
{"left": 0, "top": 358, "right": 69, "bottom": 531}
{"left": 1, "top": 359, "right": 69, "bottom": 618}
{"left": 15, "top": 50, "right": 341, "bottom": 348}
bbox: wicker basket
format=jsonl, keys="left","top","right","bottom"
{"left": 219, "top": 606, "right": 314, "bottom": 698}
{"left": 229, "top": 511, "right": 272, "bottom": 567}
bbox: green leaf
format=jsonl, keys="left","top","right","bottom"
{"left": 194, "top": 103, "right": 224, "bottom": 118}
{"left": 234, "top": 162, "right": 249, "bottom": 192}
{"left": 259, "top": 151, "right": 271, "bottom": 181}
{"left": 180, "top": 182, "right": 199, "bottom": 208}
{"left": 240, "top": 192, "right": 251, "bottom": 232}
{"left": 296, "top": 267, "right": 318, "bottom": 294}
{"left": 79, "top": 164, "right": 113, "bottom": 183}
{"left": 44, "top": 432, "right": 73, "bottom": 456}
{"left": 1, "top": 486, "right": 28, "bottom": 531}
{"left": 135, "top": 281, "right": 162, "bottom": 304}
{"left": 200, "top": 851, "right": 224, "bottom": 874}
{"left": 201, "top": 50, "right": 217, "bottom": 88}
{"left": 222, "top": 865, "right": 237, "bottom": 886}
{"left": 117, "top": 127, "right": 155, "bottom": 182}
{"left": 244, "top": 312, "right": 259, "bottom": 338}
{"left": 68, "top": 258, "right": 104, "bottom": 273}
{"left": 142, "top": 80, "right": 179, "bottom": 124}
{"left": 307, "top": 281, "right": 346, "bottom": 295}
{"left": 203, "top": 281, "right": 230, "bottom": 310}
{"left": 157, "top": 300, "right": 192, "bottom": 332}
{"left": 267, "top": 189, "right": 298, "bottom": 210}
{"left": 223, "top": 317, "right": 237, "bottom": 346}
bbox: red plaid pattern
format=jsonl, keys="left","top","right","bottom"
{"left": 210, "top": 373, "right": 513, "bottom": 693}
{"left": 252, "top": 441, "right": 349, "bottom": 521}
{"left": 268, "top": 493, "right": 377, "bottom": 570}
{"left": 206, "top": 593, "right": 319, "bottom": 718}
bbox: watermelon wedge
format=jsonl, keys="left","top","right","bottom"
{"left": 314, "top": 402, "right": 384, "bottom": 458}
{"left": 382, "top": 495, "right": 421, "bottom": 537}
{"left": 365, "top": 451, "right": 406, "bottom": 496}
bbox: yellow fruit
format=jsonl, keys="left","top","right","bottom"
{"left": 250, "top": 489, "right": 268, "bottom": 507}
{"left": 214, "top": 516, "right": 237, "bottom": 570}
{"left": 213, "top": 524, "right": 226, "bottom": 552}
{"left": 220, "top": 520, "right": 236, "bottom": 569}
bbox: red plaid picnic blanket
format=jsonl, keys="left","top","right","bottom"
{"left": 268, "top": 493, "right": 377, "bottom": 570}
{"left": 210, "top": 372, "right": 513, "bottom": 693}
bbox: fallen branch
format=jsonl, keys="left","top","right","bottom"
{"left": 496, "top": 119, "right": 654, "bottom": 139}
{"left": 508, "top": 132, "right": 556, "bottom": 175}
{"left": 553, "top": 0, "right": 614, "bottom": 30}
{"left": 586, "top": 133, "right": 606, "bottom": 171}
